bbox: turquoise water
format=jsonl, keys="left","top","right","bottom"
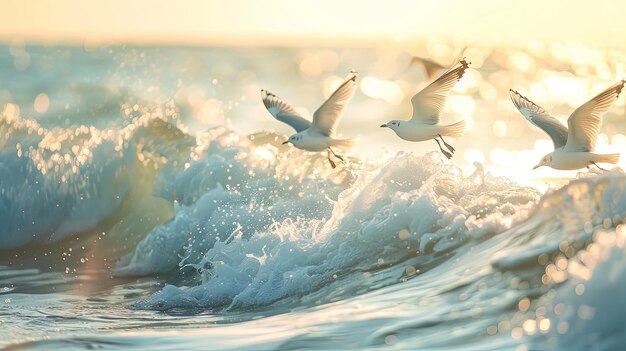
{"left": 1, "top": 44, "right": 626, "bottom": 350}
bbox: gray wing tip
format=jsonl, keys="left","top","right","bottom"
{"left": 260, "top": 89, "right": 278, "bottom": 109}
{"left": 261, "top": 89, "right": 277, "bottom": 98}
{"left": 348, "top": 69, "right": 358, "bottom": 82}
{"left": 509, "top": 89, "right": 524, "bottom": 102}
{"left": 509, "top": 88, "right": 520, "bottom": 102}
{"left": 589, "top": 80, "right": 626, "bottom": 104}
{"left": 508, "top": 89, "right": 545, "bottom": 115}
{"left": 509, "top": 88, "right": 527, "bottom": 103}
{"left": 454, "top": 58, "right": 471, "bottom": 81}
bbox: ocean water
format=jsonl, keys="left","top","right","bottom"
{"left": 1, "top": 42, "right": 626, "bottom": 350}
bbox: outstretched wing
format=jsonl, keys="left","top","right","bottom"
{"left": 509, "top": 89, "right": 568, "bottom": 149}
{"left": 564, "top": 80, "right": 625, "bottom": 152}
{"left": 410, "top": 56, "right": 446, "bottom": 80}
{"left": 261, "top": 89, "right": 312, "bottom": 133}
{"left": 410, "top": 59, "right": 469, "bottom": 124}
{"left": 311, "top": 70, "right": 358, "bottom": 136}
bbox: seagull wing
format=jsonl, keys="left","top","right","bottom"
{"left": 410, "top": 56, "right": 446, "bottom": 80}
{"left": 410, "top": 59, "right": 469, "bottom": 125}
{"left": 564, "top": 80, "right": 625, "bottom": 152}
{"left": 311, "top": 70, "right": 358, "bottom": 136}
{"left": 509, "top": 89, "right": 568, "bottom": 149}
{"left": 261, "top": 89, "right": 312, "bottom": 133}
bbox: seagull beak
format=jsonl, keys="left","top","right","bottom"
{"left": 282, "top": 140, "right": 290, "bottom": 145}
{"left": 532, "top": 164, "right": 541, "bottom": 170}
{"left": 380, "top": 124, "right": 387, "bottom": 128}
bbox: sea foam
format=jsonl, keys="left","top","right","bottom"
{"left": 122, "top": 144, "right": 539, "bottom": 310}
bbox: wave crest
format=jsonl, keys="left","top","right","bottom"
{"left": 126, "top": 150, "right": 539, "bottom": 310}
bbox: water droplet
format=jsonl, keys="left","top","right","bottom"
{"left": 384, "top": 335, "right": 396, "bottom": 345}
{"left": 398, "top": 228, "right": 410, "bottom": 240}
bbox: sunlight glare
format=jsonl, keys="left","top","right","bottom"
{"left": 360, "top": 76, "right": 404, "bottom": 105}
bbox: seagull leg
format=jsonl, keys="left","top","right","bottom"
{"left": 435, "top": 139, "right": 453, "bottom": 159}
{"left": 589, "top": 161, "right": 607, "bottom": 171}
{"left": 327, "top": 149, "right": 337, "bottom": 169}
{"left": 438, "top": 134, "right": 455, "bottom": 153}
{"left": 328, "top": 148, "right": 344, "bottom": 161}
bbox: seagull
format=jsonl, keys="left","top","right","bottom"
{"left": 381, "top": 59, "right": 469, "bottom": 159}
{"left": 410, "top": 56, "right": 447, "bottom": 81}
{"left": 261, "top": 70, "right": 358, "bottom": 168}
{"left": 409, "top": 47, "right": 467, "bottom": 80}
{"left": 510, "top": 80, "right": 624, "bottom": 171}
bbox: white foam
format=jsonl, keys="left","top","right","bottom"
{"left": 114, "top": 134, "right": 346, "bottom": 276}
{"left": 128, "top": 151, "right": 539, "bottom": 310}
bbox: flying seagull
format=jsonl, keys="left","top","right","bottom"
{"left": 409, "top": 46, "right": 467, "bottom": 80}
{"left": 261, "top": 70, "right": 358, "bottom": 168}
{"left": 510, "top": 80, "right": 624, "bottom": 171}
{"left": 381, "top": 59, "right": 469, "bottom": 159}
{"left": 410, "top": 56, "right": 447, "bottom": 81}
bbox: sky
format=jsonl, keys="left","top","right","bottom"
{"left": 0, "top": 0, "right": 625, "bottom": 46}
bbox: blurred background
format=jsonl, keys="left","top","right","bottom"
{"left": 1, "top": 0, "right": 625, "bottom": 183}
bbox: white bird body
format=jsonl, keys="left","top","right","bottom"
{"left": 384, "top": 120, "right": 465, "bottom": 142}
{"left": 261, "top": 70, "right": 358, "bottom": 168}
{"left": 287, "top": 130, "right": 354, "bottom": 152}
{"left": 510, "top": 80, "right": 624, "bottom": 171}
{"left": 388, "top": 123, "right": 443, "bottom": 142}
{"left": 381, "top": 59, "right": 470, "bottom": 159}
{"left": 540, "top": 151, "right": 620, "bottom": 170}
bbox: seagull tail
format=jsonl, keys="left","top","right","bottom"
{"left": 330, "top": 137, "right": 359, "bottom": 151}
{"left": 441, "top": 120, "right": 466, "bottom": 138}
{"left": 593, "top": 153, "right": 620, "bottom": 164}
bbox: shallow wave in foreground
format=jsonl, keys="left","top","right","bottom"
{"left": 6, "top": 167, "right": 626, "bottom": 351}
{"left": 3, "top": 107, "right": 626, "bottom": 350}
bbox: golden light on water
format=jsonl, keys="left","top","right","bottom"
{"left": 33, "top": 93, "right": 49, "bottom": 114}
{"left": 360, "top": 77, "right": 404, "bottom": 105}
{"left": 1, "top": 1, "right": 624, "bottom": 187}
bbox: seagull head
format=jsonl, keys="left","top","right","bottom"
{"left": 380, "top": 120, "right": 402, "bottom": 131}
{"left": 283, "top": 134, "right": 303, "bottom": 146}
{"left": 533, "top": 154, "right": 553, "bottom": 170}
